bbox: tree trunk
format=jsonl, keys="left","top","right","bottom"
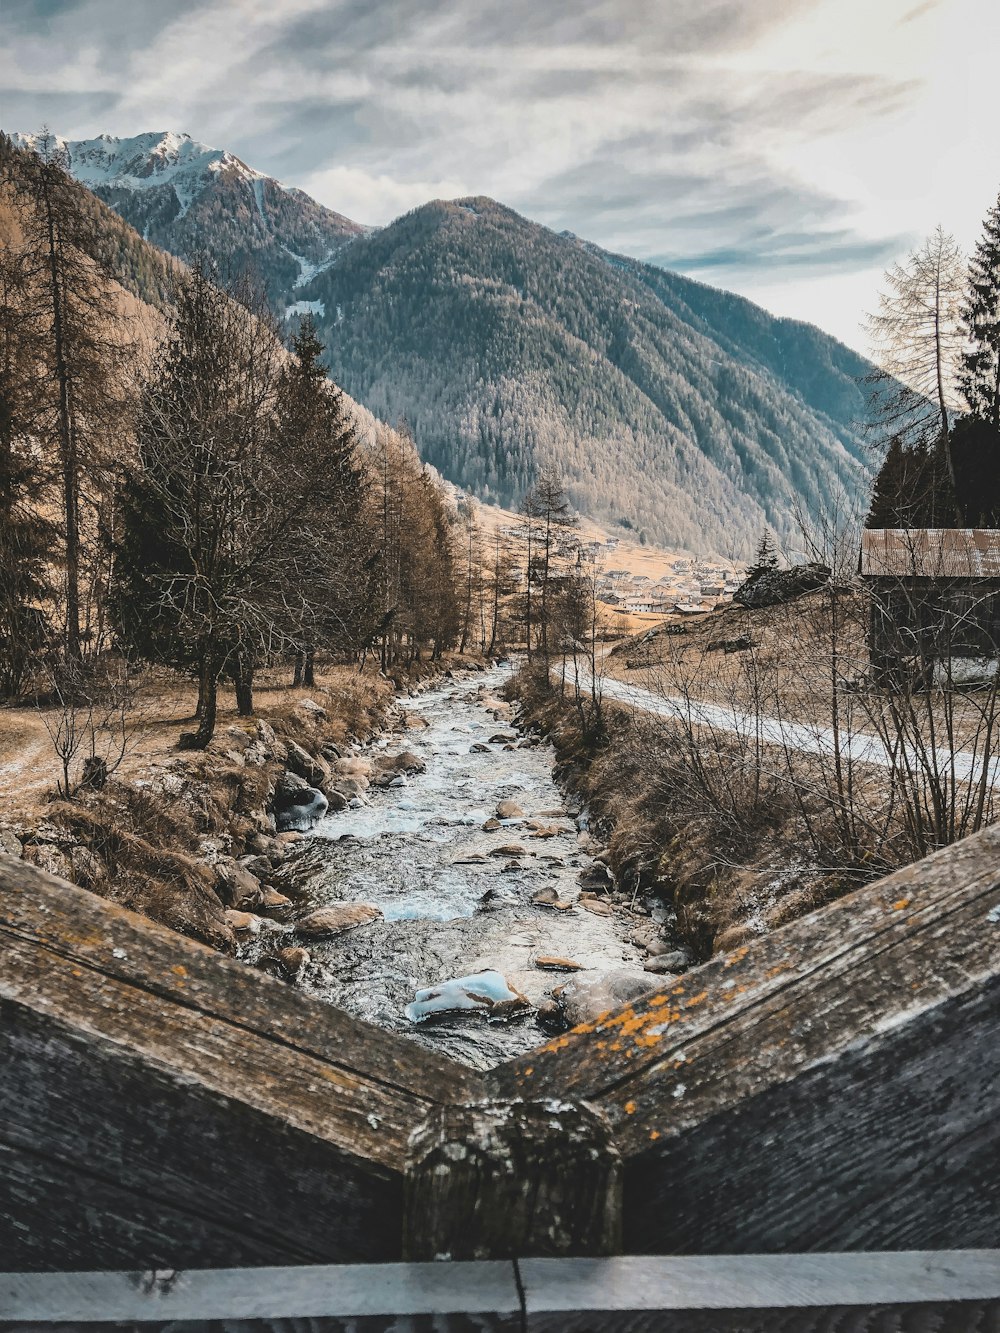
{"left": 303, "top": 648, "right": 315, "bottom": 688}
{"left": 235, "top": 657, "right": 254, "bottom": 717}
{"left": 190, "top": 669, "right": 219, "bottom": 749}
{"left": 42, "top": 194, "right": 81, "bottom": 661}
{"left": 292, "top": 652, "right": 303, "bottom": 687}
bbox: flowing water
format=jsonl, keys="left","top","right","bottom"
{"left": 285, "top": 664, "right": 649, "bottom": 1069}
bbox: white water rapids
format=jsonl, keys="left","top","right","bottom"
{"left": 284, "top": 664, "right": 650, "bottom": 1068}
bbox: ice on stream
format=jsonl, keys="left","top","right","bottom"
{"left": 293, "top": 664, "right": 648, "bottom": 1068}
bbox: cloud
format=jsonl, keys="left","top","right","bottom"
{"left": 1, "top": 0, "right": 985, "bottom": 349}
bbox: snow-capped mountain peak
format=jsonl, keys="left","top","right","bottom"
{"left": 11, "top": 129, "right": 272, "bottom": 197}
{"left": 10, "top": 127, "right": 366, "bottom": 306}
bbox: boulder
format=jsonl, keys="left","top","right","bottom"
{"left": 532, "top": 887, "right": 574, "bottom": 910}
{"left": 496, "top": 800, "right": 525, "bottom": 820}
{"left": 481, "top": 818, "right": 502, "bottom": 832}
{"left": 733, "top": 561, "right": 831, "bottom": 609}
{"left": 22, "top": 844, "right": 72, "bottom": 881}
{"left": 215, "top": 858, "right": 263, "bottom": 909}
{"left": 377, "top": 751, "right": 426, "bottom": 776}
{"left": 0, "top": 828, "right": 24, "bottom": 858}
{"left": 273, "top": 775, "right": 329, "bottom": 832}
{"left": 578, "top": 864, "right": 613, "bottom": 892}
{"left": 262, "top": 888, "right": 293, "bottom": 909}
{"left": 335, "top": 756, "right": 373, "bottom": 781}
{"left": 554, "top": 971, "right": 659, "bottom": 1028}
{"left": 225, "top": 909, "right": 265, "bottom": 934}
{"left": 489, "top": 843, "right": 528, "bottom": 858}
{"left": 294, "top": 903, "right": 382, "bottom": 938}
{"left": 643, "top": 958, "right": 682, "bottom": 976}
{"left": 405, "top": 970, "right": 530, "bottom": 1023}
{"left": 284, "top": 739, "right": 332, "bottom": 791}
{"left": 470, "top": 742, "right": 491, "bottom": 753}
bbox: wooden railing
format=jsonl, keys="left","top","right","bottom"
{"left": 4, "top": 1252, "right": 1000, "bottom": 1330}
{"left": 1, "top": 821, "right": 999, "bottom": 1273}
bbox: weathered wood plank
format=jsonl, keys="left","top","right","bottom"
{"left": 0, "top": 855, "right": 476, "bottom": 1105}
{"left": 2, "top": 1253, "right": 997, "bottom": 1331}
{"left": 403, "top": 1101, "right": 621, "bottom": 1260}
{"left": 492, "top": 828, "right": 1000, "bottom": 1252}
{"left": 0, "top": 856, "right": 482, "bottom": 1270}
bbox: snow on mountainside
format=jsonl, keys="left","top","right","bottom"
{"left": 11, "top": 130, "right": 367, "bottom": 307}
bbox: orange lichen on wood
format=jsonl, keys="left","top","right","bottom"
{"left": 891, "top": 898, "right": 911, "bottom": 911}
{"left": 724, "top": 946, "right": 749, "bottom": 968}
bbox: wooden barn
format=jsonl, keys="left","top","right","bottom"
{"left": 860, "top": 528, "right": 1000, "bottom": 680}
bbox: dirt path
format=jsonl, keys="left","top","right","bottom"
{"left": 588, "top": 666, "right": 1000, "bottom": 789}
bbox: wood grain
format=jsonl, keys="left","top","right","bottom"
{"left": 0, "top": 856, "right": 480, "bottom": 1270}
{"left": 403, "top": 1101, "right": 621, "bottom": 1260}
{"left": 492, "top": 827, "right": 1000, "bottom": 1253}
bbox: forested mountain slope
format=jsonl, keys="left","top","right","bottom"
{"left": 23, "top": 125, "right": 879, "bottom": 554}
{"left": 303, "top": 198, "right": 874, "bottom": 553}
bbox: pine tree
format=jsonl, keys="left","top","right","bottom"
{"left": 748, "top": 529, "right": 779, "bottom": 574}
{"left": 960, "top": 190, "right": 1000, "bottom": 431}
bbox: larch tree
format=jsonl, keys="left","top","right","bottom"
{"left": 0, "top": 205, "right": 53, "bottom": 695}
{"left": 7, "top": 128, "right": 129, "bottom": 660}
{"left": 865, "top": 227, "right": 965, "bottom": 522}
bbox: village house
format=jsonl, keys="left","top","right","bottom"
{"left": 860, "top": 528, "right": 1000, "bottom": 682}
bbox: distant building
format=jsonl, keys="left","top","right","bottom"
{"left": 860, "top": 528, "right": 1000, "bottom": 680}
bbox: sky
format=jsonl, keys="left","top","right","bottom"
{"left": 2, "top": 0, "right": 998, "bottom": 353}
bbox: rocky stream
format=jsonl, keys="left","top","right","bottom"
{"left": 251, "top": 665, "right": 689, "bottom": 1070}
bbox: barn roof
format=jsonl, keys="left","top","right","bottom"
{"left": 860, "top": 529, "right": 1000, "bottom": 579}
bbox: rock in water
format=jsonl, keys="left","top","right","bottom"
{"left": 273, "top": 777, "right": 328, "bottom": 832}
{"left": 294, "top": 903, "right": 382, "bottom": 938}
{"left": 405, "top": 970, "right": 530, "bottom": 1023}
{"left": 554, "top": 970, "right": 660, "bottom": 1028}
{"left": 496, "top": 800, "right": 525, "bottom": 819}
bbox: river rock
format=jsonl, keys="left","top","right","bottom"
{"left": 532, "top": 887, "right": 574, "bottom": 910}
{"left": 648, "top": 948, "right": 692, "bottom": 972}
{"left": 643, "top": 958, "right": 682, "bottom": 975}
{"left": 285, "top": 739, "right": 332, "bottom": 790}
{"left": 535, "top": 956, "right": 584, "bottom": 972}
{"left": 294, "top": 903, "right": 382, "bottom": 938}
{"left": 262, "top": 888, "right": 293, "bottom": 909}
{"left": 496, "top": 800, "right": 524, "bottom": 819}
{"left": 0, "top": 828, "right": 23, "bottom": 858}
{"left": 580, "top": 895, "right": 613, "bottom": 917}
{"left": 273, "top": 775, "right": 329, "bottom": 832}
{"left": 554, "top": 971, "right": 659, "bottom": 1028}
{"left": 470, "top": 742, "right": 491, "bottom": 753}
{"left": 335, "top": 756, "right": 373, "bottom": 781}
{"left": 528, "top": 825, "right": 561, "bottom": 839}
{"left": 405, "top": 970, "right": 530, "bottom": 1023}
{"left": 225, "top": 909, "right": 265, "bottom": 934}
{"left": 215, "top": 858, "right": 263, "bottom": 909}
{"left": 376, "top": 751, "right": 426, "bottom": 779}
{"left": 490, "top": 843, "right": 528, "bottom": 858}
{"left": 481, "top": 818, "right": 501, "bottom": 832}
{"left": 276, "top": 945, "right": 311, "bottom": 976}
{"left": 578, "top": 864, "right": 613, "bottom": 892}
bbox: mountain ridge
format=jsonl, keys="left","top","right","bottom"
{"left": 12, "top": 129, "right": 367, "bottom": 305}
{"left": 11, "top": 130, "right": 877, "bottom": 554}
